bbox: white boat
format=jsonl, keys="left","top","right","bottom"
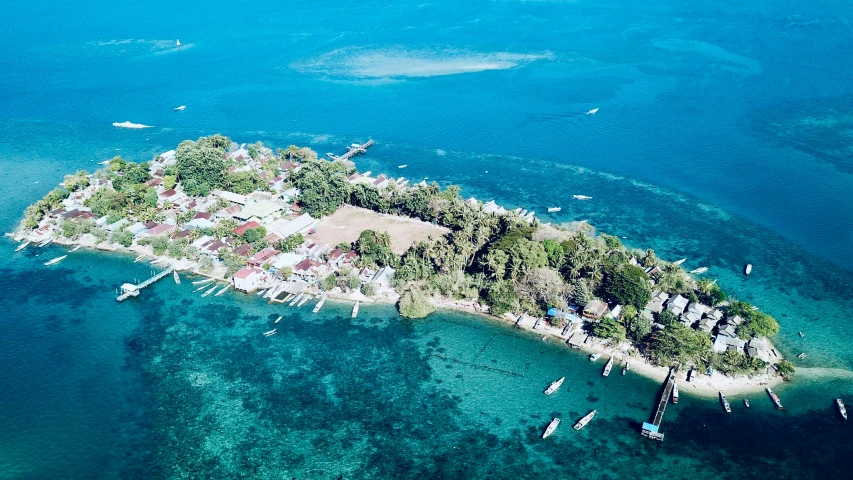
{"left": 622, "top": 361, "right": 630, "bottom": 376}
{"left": 766, "top": 387, "right": 784, "bottom": 410}
{"left": 837, "top": 399, "right": 847, "bottom": 421}
{"left": 173, "top": 271, "right": 180, "bottom": 284}
{"left": 284, "top": 293, "right": 295, "bottom": 302}
{"left": 192, "top": 278, "right": 213, "bottom": 285}
{"left": 194, "top": 284, "right": 208, "bottom": 292}
{"left": 15, "top": 240, "right": 31, "bottom": 252}
{"left": 274, "top": 316, "right": 282, "bottom": 324}
{"left": 201, "top": 285, "right": 217, "bottom": 297}
{"left": 215, "top": 284, "right": 230, "bottom": 296}
{"left": 174, "top": 105, "right": 186, "bottom": 111}
{"left": 744, "top": 399, "right": 750, "bottom": 408}
{"left": 257, "top": 288, "right": 268, "bottom": 296}
{"left": 589, "top": 353, "right": 602, "bottom": 361}
{"left": 352, "top": 301, "right": 360, "bottom": 318}
{"left": 547, "top": 207, "right": 561, "bottom": 213}
{"left": 297, "top": 295, "right": 310, "bottom": 307}
{"left": 744, "top": 263, "right": 753, "bottom": 275}
{"left": 689, "top": 267, "right": 708, "bottom": 274}
{"left": 572, "top": 195, "right": 593, "bottom": 200}
{"left": 720, "top": 392, "right": 731, "bottom": 413}
{"left": 672, "top": 258, "right": 686, "bottom": 266}
{"left": 263, "top": 329, "right": 277, "bottom": 337}
{"left": 544, "top": 377, "right": 565, "bottom": 395}
{"left": 573, "top": 410, "right": 596, "bottom": 430}
{"left": 176, "top": 39, "right": 181, "bottom": 47}
{"left": 134, "top": 254, "right": 146, "bottom": 262}
{"left": 542, "top": 418, "right": 560, "bottom": 438}
{"left": 602, "top": 357, "right": 614, "bottom": 377}
{"left": 398, "top": 164, "right": 408, "bottom": 169}
{"left": 289, "top": 293, "right": 303, "bottom": 306}
{"left": 586, "top": 108, "right": 599, "bottom": 115}
{"left": 44, "top": 255, "right": 67, "bottom": 266}
{"left": 70, "top": 245, "right": 82, "bottom": 252}
{"left": 38, "top": 237, "right": 54, "bottom": 247}
{"left": 313, "top": 296, "right": 326, "bottom": 313}
{"left": 112, "top": 121, "right": 153, "bottom": 129}
{"left": 672, "top": 382, "right": 679, "bottom": 404}
{"left": 799, "top": 331, "right": 805, "bottom": 338}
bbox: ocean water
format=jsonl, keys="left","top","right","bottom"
{"left": 2, "top": 0, "right": 853, "bottom": 478}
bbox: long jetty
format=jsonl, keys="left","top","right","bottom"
{"left": 326, "top": 139, "right": 374, "bottom": 162}
{"left": 117, "top": 266, "right": 175, "bottom": 301}
{"left": 642, "top": 367, "right": 678, "bottom": 441}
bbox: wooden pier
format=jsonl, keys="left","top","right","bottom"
{"left": 117, "top": 267, "right": 175, "bottom": 301}
{"left": 642, "top": 367, "right": 678, "bottom": 441}
{"left": 326, "top": 139, "right": 374, "bottom": 162}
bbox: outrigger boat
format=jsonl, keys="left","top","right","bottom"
{"left": 602, "top": 357, "right": 614, "bottom": 377}
{"left": 312, "top": 295, "right": 326, "bottom": 313}
{"left": 194, "top": 284, "right": 208, "bottom": 292}
{"left": 44, "top": 255, "right": 67, "bottom": 266}
{"left": 15, "top": 241, "right": 31, "bottom": 252}
{"left": 263, "top": 329, "right": 277, "bottom": 337}
{"left": 173, "top": 271, "right": 180, "bottom": 284}
{"left": 544, "top": 377, "right": 565, "bottom": 395}
{"left": 192, "top": 278, "right": 213, "bottom": 285}
{"left": 201, "top": 285, "right": 217, "bottom": 297}
{"left": 215, "top": 284, "right": 230, "bottom": 296}
{"left": 542, "top": 418, "right": 560, "bottom": 439}
{"left": 720, "top": 392, "right": 731, "bottom": 413}
{"left": 573, "top": 410, "right": 596, "bottom": 430}
{"left": 352, "top": 301, "right": 360, "bottom": 318}
{"left": 38, "top": 237, "right": 54, "bottom": 247}
{"left": 297, "top": 295, "right": 310, "bottom": 307}
{"left": 289, "top": 293, "right": 303, "bottom": 306}
{"left": 837, "top": 399, "right": 847, "bottom": 421}
{"left": 766, "top": 387, "right": 784, "bottom": 410}
{"left": 70, "top": 245, "right": 82, "bottom": 252}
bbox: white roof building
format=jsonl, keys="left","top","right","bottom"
{"left": 212, "top": 190, "right": 248, "bottom": 205}
{"left": 269, "top": 213, "right": 316, "bottom": 240}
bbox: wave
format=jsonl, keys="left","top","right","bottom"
{"left": 292, "top": 46, "right": 554, "bottom": 79}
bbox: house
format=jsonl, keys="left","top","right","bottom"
{"left": 271, "top": 253, "right": 305, "bottom": 274}
{"left": 583, "top": 300, "right": 610, "bottom": 320}
{"left": 233, "top": 268, "right": 267, "bottom": 292}
{"left": 371, "top": 266, "right": 395, "bottom": 288}
{"left": 217, "top": 204, "right": 243, "bottom": 218}
{"left": 746, "top": 338, "right": 774, "bottom": 363}
{"left": 126, "top": 222, "right": 146, "bottom": 236}
{"left": 194, "top": 212, "right": 212, "bottom": 220}
{"left": 359, "top": 267, "right": 376, "bottom": 282}
{"left": 293, "top": 258, "right": 324, "bottom": 279}
{"left": 373, "top": 175, "right": 390, "bottom": 188}
{"left": 646, "top": 291, "right": 670, "bottom": 313}
{"left": 106, "top": 218, "right": 130, "bottom": 232}
{"left": 644, "top": 265, "right": 662, "bottom": 276}
{"left": 233, "top": 200, "right": 282, "bottom": 223}
{"left": 712, "top": 335, "right": 746, "bottom": 354}
{"left": 679, "top": 310, "right": 702, "bottom": 328}
{"left": 171, "top": 229, "right": 191, "bottom": 240}
{"left": 482, "top": 200, "right": 507, "bottom": 215}
{"left": 233, "top": 244, "right": 252, "bottom": 257}
{"left": 280, "top": 187, "right": 300, "bottom": 203}
{"left": 268, "top": 213, "right": 316, "bottom": 240}
{"left": 212, "top": 189, "right": 248, "bottom": 205}
{"left": 666, "top": 295, "right": 689, "bottom": 316}
{"left": 608, "top": 305, "right": 623, "bottom": 320}
{"left": 248, "top": 247, "right": 279, "bottom": 268}
{"left": 185, "top": 217, "right": 215, "bottom": 229}
{"left": 158, "top": 189, "right": 187, "bottom": 203}
{"left": 697, "top": 317, "right": 718, "bottom": 333}
{"left": 190, "top": 235, "right": 214, "bottom": 251}
{"left": 202, "top": 240, "right": 226, "bottom": 255}
{"left": 233, "top": 221, "right": 261, "bottom": 236}
{"left": 139, "top": 223, "right": 177, "bottom": 237}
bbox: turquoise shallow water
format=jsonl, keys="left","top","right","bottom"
{"left": 2, "top": 0, "right": 853, "bottom": 477}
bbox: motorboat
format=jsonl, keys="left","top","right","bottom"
{"left": 544, "top": 377, "right": 565, "bottom": 395}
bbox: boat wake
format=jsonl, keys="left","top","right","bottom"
{"left": 113, "top": 121, "right": 153, "bottom": 129}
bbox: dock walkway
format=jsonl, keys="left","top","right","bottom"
{"left": 642, "top": 367, "right": 678, "bottom": 441}
{"left": 117, "top": 267, "right": 175, "bottom": 301}
{"left": 326, "top": 140, "right": 374, "bottom": 162}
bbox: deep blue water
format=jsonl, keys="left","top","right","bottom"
{"left": 1, "top": 0, "right": 853, "bottom": 478}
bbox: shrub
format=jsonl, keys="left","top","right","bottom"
{"left": 398, "top": 289, "right": 435, "bottom": 319}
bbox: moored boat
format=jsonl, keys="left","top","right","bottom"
{"left": 15, "top": 240, "right": 31, "bottom": 252}
{"left": 622, "top": 361, "right": 630, "bottom": 375}
{"left": 352, "top": 301, "right": 360, "bottom": 318}
{"left": 720, "top": 392, "right": 731, "bottom": 413}
{"left": 44, "top": 255, "right": 67, "bottom": 266}
{"left": 174, "top": 105, "right": 186, "bottom": 111}
{"left": 547, "top": 207, "right": 561, "bottom": 213}
{"left": 766, "top": 387, "right": 784, "bottom": 410}
{"left": 797, "top": 352, "right": 807, "bottom": 359}
{"left": 173, "top": 271, "right": 180, "bottom": 284}
{"left": 297, "top": 295, "right": 310, "bottom": 307}
{"left": 313, "top": 295, "right": 326, "bottom": 313}
{"left": 798, "top": 331, "right": 805, "bottom": 338}
{"left": 672, "top": 258, "right": 686, "bottom": 266}
{"left": 542, "top": 418, "right": 560, "bottom": 438}
{"left": 192, "top": 277, "right": 213, "bottom": 285}
{"left": 690, "top": 267, "right": 708, "bottom": 274}
{"left": 398, "top": 164, "right": 407, "bottom": 168}
{"left": 672, "top": 382, "right": 679, "bottom": 404}
{"left": 70, "top": 245, "right": 82, "bottom": 252}
{"left": 744, "top": 263, "right": 753, "bottom": 275}
{"left": 572, "top": 195, "right": 593, "bottom": 200}
{"left": 201, "top": 285, "right": 217, "bottom": 297}
{"left": 274, "top": 316, "right": 282, "bottom": 324}
{"left": 215, "top": 284, "right": 230, "bottom": 296}
{"left": 837, "top": 399, "right": 847, "bottom": 421}
{"left": 602, "top": 357, "right": 614, "bottom": 377}
{"left": 544, "top": 377, "right": 565, "bottom": 395}
{"left": 573, "top": 410, "right": 596, "bottom": 430}
{"left": 38, "top": 237, "right": 54, "bottom": 247}
{"left": 744, "top": 399, "right": 750, "bottom": 408}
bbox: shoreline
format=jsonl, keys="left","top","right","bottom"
{"left": 19, "top": 232, "right": 785, "bottom": 398}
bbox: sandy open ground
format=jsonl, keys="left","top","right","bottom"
{"left": 311, "top": 206, "right": 449, "bottom": 254}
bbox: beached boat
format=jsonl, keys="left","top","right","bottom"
{"left": 573, "top": 410, "right": 596, "bottom": 430}
{"left": 544, "top": 377, "right": 565, "bottom": 395}
{"left": 398, "top": 164, "right": 407, "bottom": 169}
{"left": 173, "top": 271, "right": 180, "bottom": 284}
{"left": 297, "top": 295, "right": 310, "bottom": 307}
{"left": 689, "top": 267, "right": 708, "bottom": 274}
{"left": 744, "top": 399, "right": 750, "bottom": 408}
{"left": 44, "top": 255, "right": 67, "bottom": 266}
{"left": 547, "top": 207, "right": 561, "bottom": 213}
{"left": 274, "top": 316, "right": 282, "bottom": 324}
{"left": 672, "top": 382, "right": 679, "bottom": 404}
{"left": 572, "top": 195, "right": 592, "bottom": 200}
{"left": 837, "top": 399, "right": 847, "bottom": 421}
{"left": 672, "top": 258, "right": 686, "bottom": 266}
{"left": 174, "top": 105, "right": 186, "bottom": 111}
{"left": 720, "top": 392, "right": 731, "bottom": 413}
{"left": 15, "top": 240, "right": 31, "bottom": 252}
{"left": 192, "top": 277, "right": 213, "bottom": 285}
{"left": 589, "top": 352, "right": 602, "bottom": 361}
{"left": 38, "top": 237, "right": 54, "bottom": 247}
{"left": 542, "top": 418, "right": 560, "bottom": 439}
{"left": 313, "top": 296, "right": 326, "bottom": 313}
{"left": 744, "top": 263, "right": 753, "bottom": 275}
{"left": 201, "top": 285, "right": 217, "bottom": 297}
{"left": 215, "top": 284, "right": 230, "bottom": 296}
{"left": 687, "top": 368, "right": 696, "bottom": 382}
{"left": 586, "top": 108, "right": 599, "bottom": 115}
{"left": 622, "top": 361, "right": 629, "bottom": 375}
{"left": 70, "top": 245, "right": 82, "bottom": 252}
{"left": 352, "top": 301, "right": 360, "bottom": 318}
{"left": 602, "top": 357, "right": 614, "bottom": 377}
{"left": 766, "top": 387, "right": 784, "bottom": 410}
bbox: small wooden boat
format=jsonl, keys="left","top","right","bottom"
{"left": 215, "top": 284, "right": 230, "bottom": 296}
{"left": 720, "top": 392, "right": 731, "bottom": 413}
{"left": 192, "top": 278, "right": 213, "bottom": 285}
{"left": 44, "top": 255, "right": 67, "bottom": 266}
{"left": 313, "top": 296, "right": 326, "bottom": 313}
{"left": 174, "top": 105, "right": 186, "bottom": 111}
{"left": 297, "top": 295, "right": 310, "bottom": 307}
{"left": 194, "top": 284, "right": 208, "bottom": 292}
{"left": 573, "top": 410, "right": 596, "bottom": 430}
{"left": 766, "top": 387, "right": 784, "bottom": 410}
{"left": 352, "top": 301, "right": 360, "bottom": 318}
{"left": 542, "top": 418, "right": 560, "bottom": 438}
{"left": 70, "top": 245, "right": 82, "bottom": 252}
{"left": 544, "top": 377, "right": 565, "bottom": 395}
{"left": 173, "top": 271, "right": 180, "bottom": 284}
{"left": 798, "top": 331, "right": 805, "bottom": 338}
{"left": 602, "top": 357, "right": 614, "bottom": 377}
{"left": 38, "top": 237, "right": 54, "bottom": 247}
{"left": 690, "top": 267, "right": 708, "bottom": 274}
{"left": 274, "top": 316, "right": 282, "bottom": 324}
{"left": 201, "top": 285, "right": 217, "bottom": 297}
{"left": 547, "top": 207, "right": 561, "bottom": 213}
{"left": 837, "top": 399, "right": 847, "bottom": 421}
{"left": 284, "top": 293, "right": 295, "bottom": 302}
{"left": 622, "top": 361, "right": 629, "bottom": 376}
{"left": 15, "top": 240, "right": 31, "bottom": 252}
{"left": 572, "top": 195, "right": 592, "bottom": 200}
{"left": 175, "top": 39, "right": 181, "bottom": 47}
{"left": 398, "top": 164, "right": 408, "bottom": 169}
{"left": 672, "top": 258, "right": 686, "bottom": 266}
{"left": 744, "top": 399, "right": 750, "bottom": 408}
{"left": 586, "top": 108, "right": 599, "bottom": 115}
{"left": 744, "top": 263, "right": 753, "bottom": 275}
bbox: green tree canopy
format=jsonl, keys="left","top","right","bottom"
{"left": 593, "top": 317, "right": 627, "bottom": 342}
{"left": 486, "top": 281, "right": 520, "bottom": 316}
{"left": 398, "top": 288, "right": 436, "bottom": 319}
{"left": 176, "top": 137, "right": 229, "bottom": 196}
{"left": 648, "top": 323, "right": 712, "bottom": 366}
{"left": 289, "top": 159, "right": 349, "bottom": 217}
{"left": 603, "top": 264, "right": 652, "bottom": 310}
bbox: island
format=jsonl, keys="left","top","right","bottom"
{"left": 14, "top": 134, "right": 794, "bottom": 397}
